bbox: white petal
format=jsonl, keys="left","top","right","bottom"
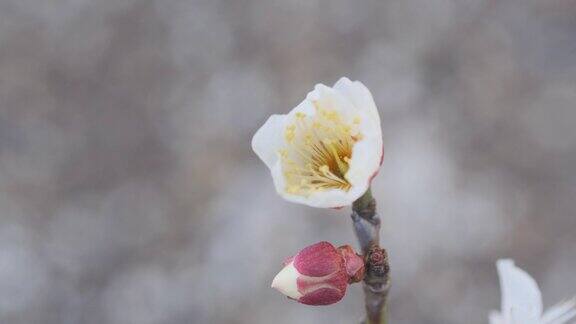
{"left": 251, "top": 114, "right": 287, "bottom": 169}
{"left": 307, "top": 83, "right": 357, "bottom": 121}
{"left": 271, "top": 261, "right": 302, "bottom": 300}
{"left": 489, "top": 311, "right": 505, "bottom": 324}
{"left": 346, "top": 113, "right": 383, "bottom": 188}
{"left": 289, "top": 96, "right": 317, "bottom": 117}
{"left": 332, "top": 78, "right": 383, "bottom": 193}
{"left": 253, "top": 98, "right": 316, "bottom": 172}
{"left": 307, "top": 81, "right": 383, "bottom": 207}
{"left": 496, "top": 259, "right": 543, "bottom": 324}
{"left": 542, "top": 298, "right": 576, "bottom": 324}
{"left": 333, "top": 77, "right": 381, "bottom": 123}
{"left": 279, "top": 186, "right": 358, "bottom": 209}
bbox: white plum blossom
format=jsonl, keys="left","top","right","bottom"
{"left": 490, "top": 259, "right": 576, "bottom": 324}
{"left": 252, "top": 77, "right": 383, "bottom": 208}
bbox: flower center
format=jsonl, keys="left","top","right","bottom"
{"left": 279, "top": 103, "right": 362, "bottom": 196}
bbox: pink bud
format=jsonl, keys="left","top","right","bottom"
{"left": 337, "top": 245, "right": 365, "bottom": 283}
{"left": 271, "top": 241, "right": 365, "bottom": 306}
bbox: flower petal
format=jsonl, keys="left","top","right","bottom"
{"left": 271, "top": 261, "right": 303, "bottom": 300}
{"left": 542, "top": 297, "right": 576, "bottom": 324}
{"left": 333, "top": 77, "right": 380, "bottom": 123}
{"left": 333, "top": 78, "right": 384, "bottom": 194}
{"left": 293, "top": 241, "right": 342, "bottom": 277}
{"left": 496, "top": 259, "right": 543, "bottom": 324}
{"left": 277, "top": 187, "right": 358, "bottom": 209}
{"left": 307, "top": 84, "right": 357, "bottom": 121}
{"left": 346, "top": 119, "right": 383, "bottom": 189}
{"left": 488, "top": 311, "right": 505, "bottom": 324}
{"left": 251, "top": 114, "right": 287, "bottom": 169}
{"left": 297, "top": 287, "right": 345, "bottom": 306}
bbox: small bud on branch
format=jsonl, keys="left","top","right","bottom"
{"left": 271, "top": 241, "right": 365, "bottom": 306}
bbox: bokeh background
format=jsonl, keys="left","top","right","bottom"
{"left": 1, "top": 0, "right": 576, "bottom": 323}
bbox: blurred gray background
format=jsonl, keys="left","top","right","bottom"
{"left": 1, "top": 0, "right": 576, "bottom": 323}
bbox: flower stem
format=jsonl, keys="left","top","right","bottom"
{"left": 351, "top": 189, "right": 390, "bottom": 324}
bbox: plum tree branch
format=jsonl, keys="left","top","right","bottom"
{"left": 351, "top": 189, "right": 390, "bottom": 324}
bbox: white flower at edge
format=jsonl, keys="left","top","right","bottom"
{"left": 251, "top": 77, "right": 383, "bottom": 208}
{"left": 490, "top": 259, "right": 576, "bottom": 324}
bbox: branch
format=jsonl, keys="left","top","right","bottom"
{"left": 351, "top": 189, "right": 390, "bottom": 324}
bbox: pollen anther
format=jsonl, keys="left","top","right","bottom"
{"left": 280, "top": 105, "right": 362, "bottom": 196}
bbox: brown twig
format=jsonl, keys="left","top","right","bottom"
{"left": 351, "top": 189, "right": 390, "bottom": 324}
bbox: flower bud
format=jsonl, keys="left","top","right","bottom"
{"left": 337, "top": 245, "right": 365, "bottom": 283}
{"left": 271, "top": 241, "right": 365, "bottom": 306}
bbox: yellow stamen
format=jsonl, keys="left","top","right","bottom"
{"left": 279, "top": 104, "right": 362, "bottom": 197}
